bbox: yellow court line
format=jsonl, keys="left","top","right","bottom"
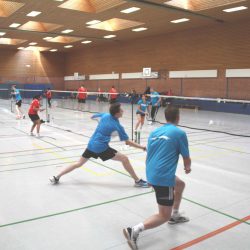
{"left": 32, "top": 143, "right": 105, "bottom": 177}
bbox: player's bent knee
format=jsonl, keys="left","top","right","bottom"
{"left": 176, "top": 179, "right": 185, "bottom": 192}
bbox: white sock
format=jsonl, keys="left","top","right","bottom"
{"left": 133, "top": 223, "right": 144, "bottom": 234}
{"left": 173, "top": 209, "right": 179, "bottom": 216}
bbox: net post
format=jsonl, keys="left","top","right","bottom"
{"left": 45, "top": 95, "right": 49, "bottom": 122}
{"left": 131, "top": 101, "right": 134, "bottom": 141}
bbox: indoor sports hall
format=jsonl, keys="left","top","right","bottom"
{"left": 0, "top": 1, "right": 250, "bottom": 250}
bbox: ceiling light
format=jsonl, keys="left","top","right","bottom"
{"left": 223, "top": 6, "right": 247, "bottom": 12}
{"left": 64, "top": 45, "right": 73, "bottom": 48}
{"left": 171, "top": 18, "right": 190, "bottom": 23}
{"left": 9, "top": 23, "right": 21, "bottom": 28}
{"left": 103, "top": 35, "right": 116, "bottom": 39}
{"left": 27, "top": 11, "right": 42, "bottom": 17}
{"left": 81, "top": 40, "right": 92, "bottom": 44}
{"left": 120, "top": 7, "right": 140, "bottom": 14}
{"left": 86, "top": 20, "right": 101, "bottom": 25}
{"left": 26, "top": 64, "right": 31, "bottom": 67}
{"left": 29, "top": 42, "right": 37, "bottom": 45}
{"left": 88, "top": 18, "right": 144, "bottom": 32}
{"left": 24, "top": 46, "right": 50, "bottom": 51}
{"left": 61, "top": 29, "right": 73, "bottom": 34}
{"left": 18, "top": 47, "right": 25, "bottom": 50}
{"left": 0, "top": 38, "right": 26, "bottom": 45}
{"left": 132, "top": 27, "right": 147, "bottom": 32}
{"left": 0, "top": 32, "right": 6, "bottom": 36}
{"left": 50, "top": 49, "right": 58, "bottom": 52}
{"left": 43, "top": 37, "right": 53, "bottom": 40}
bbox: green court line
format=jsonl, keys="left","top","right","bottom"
{"left": 0, "top": 150, "right": 144, "bottom": 173}
{"left": 0, "top": 161, "right": 74, "bottom": 173}
{"left": 1, "top": 190, "right": 249, "bottom": 229}
{"left": 183, "top": 197, "right": 250, "bottom": 225}
{"left": 0, "top": 191, "right": 153, "bottom": 228}
{"left": 1, "top": 146, "right": 249, "bottom": 227}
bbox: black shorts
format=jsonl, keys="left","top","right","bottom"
{"left": 136, "top": 111, "right": 145, "bottom": 117}
{"left": 78, "top": 99, "right": 86, "bottom": 103}
{"left": 152, "top": 185, "right": 174, "bottom": 206}
{"left": 82, "top": 147, "right": 117, "bottom": 161}
{"left": 16, "top": 100, "right": 22, "bottom": 107}
{"left": 29, "top": 114, "right": 40, "bottom": 122}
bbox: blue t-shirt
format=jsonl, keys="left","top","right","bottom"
{"left": 151, "top": 91, "right": 160, "bottom": 107}
{"left": 88, "top": 113, "right": 129, "bottom": 153}
{"left": 137, "top": 99, "right": 149, "bottom": 113}
{"left": 15, "top": 89, "right": 22, "bottom": 101}
{"left": 146, "top": 124, "right": 189, "bottom": 187}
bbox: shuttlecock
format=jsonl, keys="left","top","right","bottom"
{"left": 209, "top": 120, "right": 214, "bottom": 125}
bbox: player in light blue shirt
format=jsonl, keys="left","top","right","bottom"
{"left": 135, "top": 94, "right": 150, "bottom": 128}
{"left": 134, "top": 94, "right": 150, "bottom": 143}
{"left": 148, "top": 87, "right": 161, "bottom": 124}
{"left": 11, "top": 85, "right": 25, "bottom": 119}
{"left": 123, "top": 106, "right": 192, "bottom": 249}
{"left": 50, "top": 103, "right": 149, "bottom": 188}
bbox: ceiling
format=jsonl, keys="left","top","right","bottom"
{"left": 0, "top": 0, "right": 249, "bottom": 52}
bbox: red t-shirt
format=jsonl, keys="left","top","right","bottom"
{"left": 109, "top": 88, "right": 117, "bottom": 99}
{"left": 28, "top": 99, "right": 40, "bottom": 115}
{"left": 78, "top": 87, "right": 87, "bottom": 99}
{"left": 46, "top": 90, "right": 52, "bottom": 99}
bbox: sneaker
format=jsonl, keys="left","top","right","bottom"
{"left": 40, "top": 119, "right": 46, "bottom": 124}
{"left": 168, "top": 214, "right": 189, "bottom": 225}
{"left": 147, "top": 121, "right": 152, "bottom": 125}
{"left": 36, "top": 133, "right": 41, "bottom": 138}
{"left": 123, "top": 227, "right": 139, "bottom": 250}
{"left": 134, "top": 179, "right": 150, "bottom": 188}
{"left": 49, "top": 176, "right": 59, "bottom": 184}
{"left": 30, "top": 132, "right": 35, "bottom": 136}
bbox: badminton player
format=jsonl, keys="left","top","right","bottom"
{"left": 50, "top": 103, "right": 149, "bottom": 188}
{"left": 28, "top": 95, "right": 45, "bottom": 137}
{"left": 135, "top": 94, "right": 150, "bottom": 142}
{"left": 123, "top": 106, "right": 191, "bottom": 249}
{"left": 11, "top": 85, "right": 25, "bottom": 119}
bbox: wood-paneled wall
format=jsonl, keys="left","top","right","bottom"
{"left": 0, "top": 49, "right": 65, "bottom": 89}
{"left": 65, "top": 18, "right": 250, "bottom": 99}
{"left": 1, "top": 19, "right": 250, "bottom": 98}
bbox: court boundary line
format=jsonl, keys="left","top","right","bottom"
{"left": 0, "top": 191, "right": 153, "bottom": 228}
{"left": 170, "top": 215, "right": 250, "bottom": 250}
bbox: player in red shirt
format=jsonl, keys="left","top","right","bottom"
{"left": 109, "top": 86, "right": 118, "bottom": 104}
{"left": 45, "top": 88, "right": 52, "bottom": 108}
{"left": 77, "top": 85, "right": 87, "bottom": 110}
{"left": 28, "top": 95, "right": 45, "bottom": 137}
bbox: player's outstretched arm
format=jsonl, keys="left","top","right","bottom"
{"left": 125, "top": 140, "right": 146, "bottom": 151}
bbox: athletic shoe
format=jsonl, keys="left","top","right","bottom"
{"left": 36, "top": 133, "right": 41, "bottom": 138}
{"left": 40, "top": 119, "right": 45, "bottom": 124}
{"left": 134, "top": 179, "right": 150, "bottom": 188}
{"left": 123, "top": 227, "right": 139, "bottom": 250}
{"left": 168, "top": 214, "right": 189, "bottom": 224}
{"left": 49, "top": 176, "right": 59, "bottom": 184}
{"left": 30, "top": 132, "right": 35, "bottom": 136}
{"left": 147, "top": 121, "right": 152, "bottom": 125}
